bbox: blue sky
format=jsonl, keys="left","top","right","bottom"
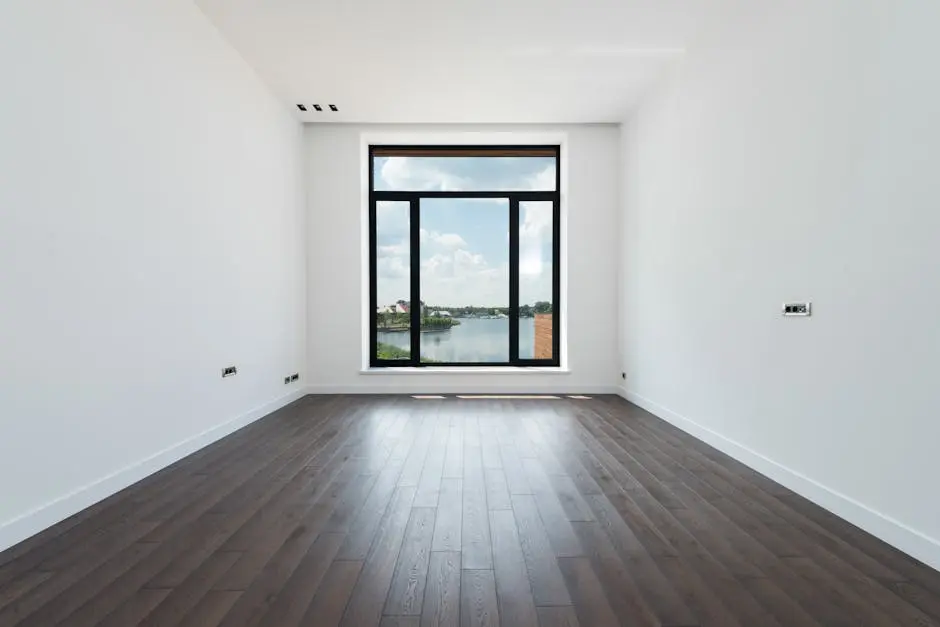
{"left": 375, "top": 156, "right": 554, "bottom": 307}
{"left": 374, "top": 156, "right": 556, "bottom": 192}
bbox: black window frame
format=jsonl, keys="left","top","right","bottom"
{"left": 370, "top": 144, "right": 561, "bottom": 368}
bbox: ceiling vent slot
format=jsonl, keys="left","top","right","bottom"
{"left": 329, "top": 104, "right": 339, "bottom": 111}
{"left": 312, "top": 104, "right": 323, "bottom": 112}
{"left": 296, "top": 104, "right": 307, "bottom": 111}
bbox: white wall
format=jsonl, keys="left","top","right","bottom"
{"left": 306, "top": 124, "right": 620, "bottom": 393}
{"left": 621, "top": 0, "right": 940, "bottom": 569}
{"left": 0, "top": 0, "right": 306, "bottom": 550}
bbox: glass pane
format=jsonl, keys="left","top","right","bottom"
{"left": 419, "top": 198, "right": 509, "bottom": 363}
{"left": 375, "top": 201, "right": 411, "bottom": 361}
{"left": 374, "top": 156, "right": 555, "bottom": 191}
{"left": 518, "top": 201, "right": 554, "bottom": 360}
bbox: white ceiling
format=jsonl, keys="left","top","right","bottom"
{"left": 195, "top": 0, "right": 722, "bottom": 124}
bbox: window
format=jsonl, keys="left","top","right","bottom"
{"left": 370, "top": 145, "right": 561, "bottom": 367}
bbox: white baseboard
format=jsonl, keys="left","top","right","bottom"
{"left": 305, "top": 384, "right": 622, "bottom": 395}
{"left": 0, "top": 388, "right": 308, "bottom": 554}
{"left": 619, "top": 389, "right": 940, "bottom": 573}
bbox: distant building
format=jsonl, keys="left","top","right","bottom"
{"left": 535, "top": 313, "right": 552, "bottom": 359}
{"left": 383, "top": 299, "right": 426, "bottom": 315}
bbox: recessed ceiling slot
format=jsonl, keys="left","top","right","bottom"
{"left": 312, "top": 104, "right": 323, "bottom": 112}
{"left": 296, "top": 104, "right": 307, "bottom": 111}
{"left": 329, "top": 104, "right": 338, "bottom": 111}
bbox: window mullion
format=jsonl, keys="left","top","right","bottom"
{"left": 552, "top": 195, "right": 561, "bottom": 366}
{"left": 509, "top": 198, "right": 520, "bottom": 364}
{"left": 369, "top": 195, "right": 378, "bottom": 367}
{"left": 409, "top": 198, "right": 421, "bottom": 366}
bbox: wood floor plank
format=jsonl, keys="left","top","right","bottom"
{"left": 510, "top": 494, "right": 571, "bottom": 607}
{"left": 2, "top": 395, "right": 939, "bottom": 627}
{"left": 414, "top": 421, "right": 448, "bottom": 508}
{"left": 571, "top": 521, "right": 661, "bottom": 627}
{"left": 94, "top": 588, "right": 173, "bottom": 627}
{"left": 8, "top": 540, "right": 161, "bottom": 626}
{"left": 521, "top": 458, "right": 583, "bottom": 558}
{"left": 550, "top": 475, "right": 595, "bottom": 522}
{"left": 431, "top": 478, "right": 463, "bottom": 552}
{"left": 339, "top": 457, "right": 412, "bottom": 560}
{"left": 212, "top": 502, "right": 333, "bottom": 593}
{"left": 137, "top": 550, "right": 242, "bottom": 627}
{"left": 536, "top": 605, "right": 581, "bottom": 627}
{"left": 782, "top": 555, "right": 910, "bottom": 626}
{"left": 556, "top": 557, "right": 620, "bottom": 627}
{"left": 490, "top": 509, "right": 539, "bottom": 627}
{"left": 460, "top": 569, "right": 499, "bottom": 627}
{"left": 255, "top": 532, "right": 347, "bottom": 627}
{"left": 217, "top": 530, "right": 345, "bottom": 627}
{"left": 499, "top": 443, "right": 532, "bottom": 495}
{"left": 323, "top": 465, "right": 389, "bottom": 534}
{"left": 299, "top": 560, "right": 362, "bottom": 627}
{"left": 479, "top": 416, "right": 503, "bottom": 470}
{"left": 462, "top": 446, "right": 493, "bottom": 570}
{"left": 179, "top": 590, "right": 243, "bottom": 627}
{"left": 483, "top": 468, "right": 511, "bottom": 511}
{"left": 421, "top": 552, "right": 460, "bottom": 627}
{"left": 442, "top": 421, "right": 465, "bottom": 479}
{"left": 583, "top": 493, "right": 696, "bottom": 625}
{"left": 385, "top": 507, "right": 437, "bottom": 616}
{"left": 219, "top": 449, "right": 345, "bottom": 553}
{"left": 398, "top": 414, "right": 435, "bottom": 487}
{"left": 342, "top": 487, "right": 418, "bottom": 626}
{"left": 0, "top": 571, "right": 52, "bottom": 613}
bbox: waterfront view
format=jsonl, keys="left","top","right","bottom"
{"left": 377, "top": 316, "right": 538, "bottom": 363}
{"left": 373, "top": 173, "right": 557, "bottom": 363}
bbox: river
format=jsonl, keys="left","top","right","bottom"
{"left": 377, "top": 317, "right": 537, "bottom": 362}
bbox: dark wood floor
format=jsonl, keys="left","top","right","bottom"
{"left": 2, "top": 395, "right": 940, "bottom": 626}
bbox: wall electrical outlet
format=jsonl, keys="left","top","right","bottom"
{"left": 284, "top": 376, "right": 291, "bottom": 385}
{"left": 222, "top": 366, "right": 237, "bottom": 378}
{"left": 290, "top": 373, "right": 300, "bottom": 382}
{"left": 782, "top": 302, "right": 812, "bottom": 317}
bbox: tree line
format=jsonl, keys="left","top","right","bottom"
{"left": 427, "top": 302, "right": 553, "bottom": 318}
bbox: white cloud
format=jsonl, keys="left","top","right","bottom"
{"left": 377, "top": 254, "right": 409, "bottom": 279}
{"left": 418, "top": 229, "right": 469, "bottom": 250}
{"left": 378, "top": 242, "right": 408, "bottom": 257}
{"left": 380, "top": 157, "right": 471, "bottom": 191}
{"left": 520, "top": 202, "right": 553, "bottom": 278}
{"left": 379, "top": 158, "right": 555, "bottom": 192}
{"left": 527, "top": 164, "right": 556, "bottom": 191}
{"left": 433, "top": 232, "right": 467, "bottom": 248}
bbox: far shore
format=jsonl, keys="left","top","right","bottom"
{"left": 377, "top": 326, "right": 451, "bottom": 334}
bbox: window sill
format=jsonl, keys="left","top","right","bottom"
{"left": 360, "top": 366, "right": 570, "bottom": 375}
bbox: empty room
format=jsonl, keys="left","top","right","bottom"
{"left": 2, "top": 0, "right": 939, "bottom": 625}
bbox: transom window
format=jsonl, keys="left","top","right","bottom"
{"left": 369, "top": 145, "right": 561, "bottom": 367}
